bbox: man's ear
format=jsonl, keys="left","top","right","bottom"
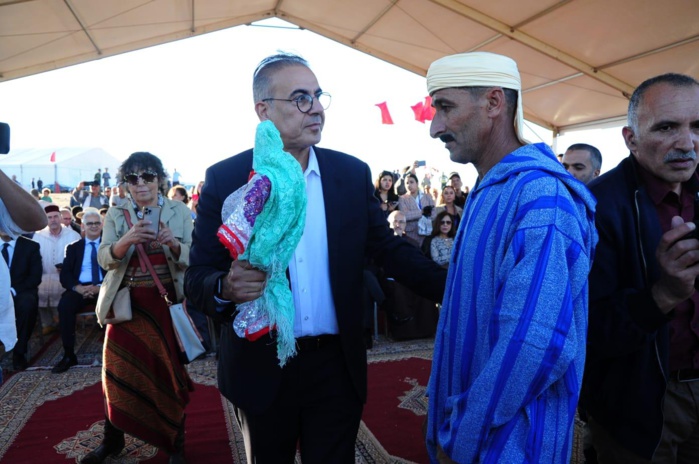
{"left": 484, "top": 87, "right": 507, "bottom": 118}
{"left": 255, "top": 101, "right": 270, "bottom": 121}
{"left": 622, "top": 126, "right": 637, "bottom": 154}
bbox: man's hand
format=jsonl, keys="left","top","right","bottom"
{"left": 75, "top": 284, "right": 99, "bottom": 299}
{"left": 221, "top": 259, "right": 267, "bottom": 304}
{"left": 653, "top": 216, "right": 699, "bottom": 313}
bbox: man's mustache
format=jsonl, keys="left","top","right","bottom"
{"left": 664, "top": 150, "right": 697, "bottom": 163}
{"left": 439, "top": 134, "right": 455, "bottom": 143}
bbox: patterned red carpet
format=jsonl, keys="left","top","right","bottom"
{"left": 0, "top": 324, "right": 435, "bottom": 463}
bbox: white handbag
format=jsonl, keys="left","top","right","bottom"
{"left": 169, "top": 300, "right": 206, "bottom": 363}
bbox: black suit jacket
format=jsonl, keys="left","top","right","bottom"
{"left": 60, "top": 238, "right": 106, "bottom": 290}
{"left": 8, "top": 236, "right": 42, "bottom": 295}
{"left": 185, "top": 147, "right": 446, "bottom": 413}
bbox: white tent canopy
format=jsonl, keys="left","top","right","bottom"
{"left": 0, "top": 147, "right": 122, "bottom": 191}
{"left": 1, "top": 0, "right": 698, "bottom": 134}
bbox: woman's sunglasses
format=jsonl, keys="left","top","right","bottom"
{"left": 440, "top": 220, "right": 452, "bottom": 225}
{"left": 124, "top": 170, "right": 158, "bottom": 186}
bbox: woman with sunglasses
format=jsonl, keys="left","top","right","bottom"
{"left": 89, "top": 152, "right": 194, "bottom": 464}
{"left": 421, "top": 211, "right": 456, "bottom": 269}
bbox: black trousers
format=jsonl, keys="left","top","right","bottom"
{"left": 13, "top": 291, "right": 38, "bottom": 356}
{"left": 234, "top": 340, "right": 363, "bottom": 464}
{"left": 57, "top": 290, "right": 96, "bottom": 351}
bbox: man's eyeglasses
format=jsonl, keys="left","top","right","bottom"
{"left": 124, "top": 171, "right": 158, "bottom": 186}
{"left": 262, "top": 92, "right": 331, "bottom": 114}
{"left": 440, "top": 220, "right": 453, "bottom": 225}
{"left": 84, "top": 221, "right": 101, "bottom": 227}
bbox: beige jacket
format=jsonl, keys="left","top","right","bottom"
{"left": 96, "top": 198, "right": 193, "bottom": 325}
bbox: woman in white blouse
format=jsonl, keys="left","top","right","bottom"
{"left": 398, "top": 173, "right": 435, "bottom": 247}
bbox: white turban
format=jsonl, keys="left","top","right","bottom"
{"left": 427, "top": 52, "right": 526, "bottom": 145}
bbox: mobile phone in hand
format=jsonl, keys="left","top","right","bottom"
{"left": 141, "top": 206, "right": 161, "bottom": 236}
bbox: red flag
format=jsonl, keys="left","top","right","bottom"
{"left": 421, "top": 96, "right": 435, "bottom": 122}
{"left": 375, "top": 102, "right": 394, "bottom": 125}
{"left": 49, "top": 151, "right": 56, "bottom": 162}
{"left": 411, "top": 101, "right": 426, "bottom": 123}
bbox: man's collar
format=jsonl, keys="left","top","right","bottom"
{"left": 636, "top": 161, "right": 699, "bottom": 205}
{"left": 304, "top": 147, "right": 321, "bottom": 177}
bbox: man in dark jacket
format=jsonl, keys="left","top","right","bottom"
{"left": 51, "top": 208, "right": 104, "bottom": 373}
{"left": 185, "top": 53, "right": 446, "bottom": 464}
{"left": 583, "top": 73, "right": 699, "bottom": 462}
{"left": 2, "top": 234, "right": 42, "bottom": 371}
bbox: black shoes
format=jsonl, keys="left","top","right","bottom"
{"left": 81, "top": 432, "right": 125, "bottom": 464}
{"left": 12, "top": 353, "right": 28, "bottom": 371}
{"left": 51, "top": 354, "right": 78, "bottom": 373}
{"left": 168, "top": 414, "right": 186, "bottom": 464}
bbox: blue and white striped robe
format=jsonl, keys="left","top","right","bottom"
{"left": 426, "top": 143, "right": 597, "bottom": 463}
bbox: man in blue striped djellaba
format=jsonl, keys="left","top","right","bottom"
{"left": 424, "top": 51, "right": 598, "bottom": 463}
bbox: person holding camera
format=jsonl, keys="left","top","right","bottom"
{"left": 373, "top": 170, "right": 399, "bottom": 216}
{"left": 85, "top": 152, "right": 193, "bottom": 464}
{"left": 398, "top": 172, "right": 435, "bottom": 247}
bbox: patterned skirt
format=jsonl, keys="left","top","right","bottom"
{"left": 102, "top": 246, "right": 194, "bottom": 452}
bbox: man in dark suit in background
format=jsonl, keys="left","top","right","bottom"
{"left": 51, "top": 207, "right": 104, "bottom": 373}
{"left": 1, "top": 233, "right": 42, "bottom": 371}
{"left": 185, "top": 53, "right": 446, "bottom": 464}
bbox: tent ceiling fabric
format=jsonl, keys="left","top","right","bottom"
{"left": 1, "top": 0, "right": 698, "bottom": 133}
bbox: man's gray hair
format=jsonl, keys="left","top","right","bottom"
{"left": 252, "top": 52, "right": 310, "bottom": 103}
{"left": 81, "top": 207, "right": 101, "bottom": 222}
{"left": 627, "top": 73, "right": 699, "bottom": 131}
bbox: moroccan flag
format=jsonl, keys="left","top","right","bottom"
{"left": 375, "top": 102, "right": 393, "bottom": 125}
{"left": 411, "top": 101, "right": 426, "bottom": 123}
{"left": 421, "top": 96, "right": 435, "bottom": 122}
{"left": 49, "top": 151, "right": 56, "bottom": 162}
{"left": 412, "top": 97, "right": 435, "bottom": 123}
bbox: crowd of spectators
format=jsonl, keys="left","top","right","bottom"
{"left": 1, "top": 171, "right": 206, "bottom": 379}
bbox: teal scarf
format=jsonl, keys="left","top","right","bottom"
{"left": 240, "top": 120, "right": 307, "bottom": 365}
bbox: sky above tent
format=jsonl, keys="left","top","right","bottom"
{"left": 0, "top": 18, "right": 628, "bottom": 189}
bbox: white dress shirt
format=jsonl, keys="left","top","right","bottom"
{"left": 289, "top": 147, "right": 339, "bottom": 337}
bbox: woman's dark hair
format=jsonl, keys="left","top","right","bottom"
{"left": 118, "top": 152, "right": 168, "bottom": 194}
{"left": 374, "top": 170, "right": 396, "bottom": 194}
{"left": 406, "top": 173, "right": 419, "bottom": 185}
{"left": 431, "top": 211, "right": 455, "bottom": 238}
{"left": 168, "top": 185, "right": 190, "bottom": 204}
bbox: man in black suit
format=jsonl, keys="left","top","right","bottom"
{"left": 51, "top": 208, "right": 104, "bottom": 373}
{"left": 2, "top": 233, "right": 42, "bottom": 371}
{"left": 185, "top": 53, "right": 446, "bottom": 464}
